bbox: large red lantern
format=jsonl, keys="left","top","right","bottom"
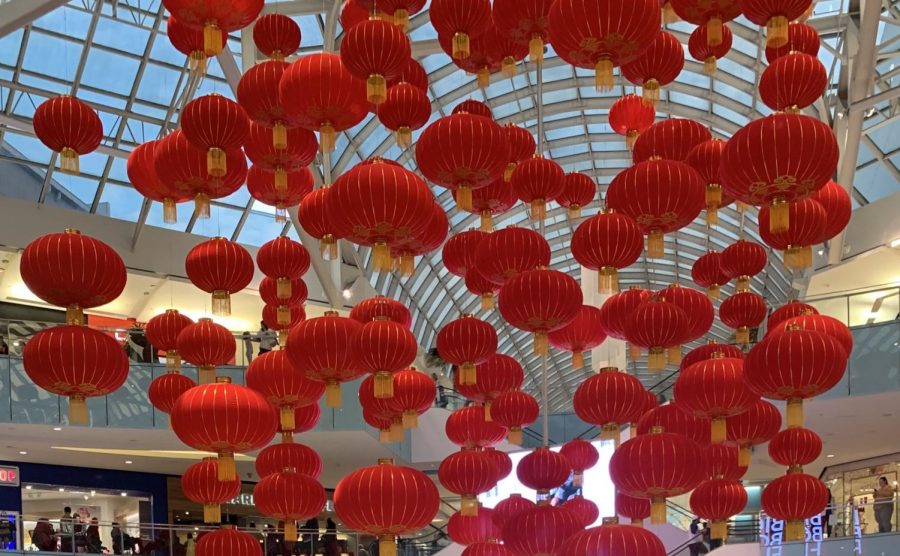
{"left": 517, "top": 448, "right": 571, "bottom": 500}
{"left": 769, "top": 427, "right": 822, "bottom": 467}
{"left": 758, "top": 197, "right": 826, "bottom": 269}
{"left": 447, "top": 406, "right": 508, "bottom": 449}
{"left": 574, "top": 368, "right": 649, "bottom": 445}
{"left": 128, "top": 140, "right": 190, "bottom": 223}
{"left": 721, "top": 240, "right": 768, "bottom": 292}
{"left": 253, "top": 13, "right": 301, "bottom": 60}
{"left": 775, "top": 313, "right": 853, "bottom": 355}
{"left": 298, "top": 187, "right": 342, "bottom": 259}
{"left": 766, "top": 22, "right": 820, "bottom": 62}
{"left": 391, "top": 369, "right": 435, "bottom": 428}
{"left": 20, "top": 230, "right": 126, "bottom": 324}
{"left": 637, "top": 404, "right": 712, "bottom": 445}
{"left": 146, "top": 310, "right": 194, "bottom": 371}
{"left": 33, "top": 96, "right": 102, "bottom": 174}
{"left": 416, "top": 113, "right": 510, "bottom": 211}
{"left": 557, "top": 172, "right": 597, "bottom": 218}
{"left": 378, "top": 83, "right": 432, "bottom": 147}
{"left": 185, "top": 237, "right": 254, "bottom": 315}
{"left": 443, "top": 230, "right": 490, "bottom": 278}
{"left": 616, "top": 493, "right": 652, "bottom": 527}
{"left": 490, "top": 390, "right": 539, "bottom": 445}
{"left": 744, "top": 327, "right": 848, "bottom": 428}
{"left": 171, "top": 378, "right": 277, "bottom": 480}
{"left": 501, "top": 123, "right": 537, "bottom": 180}
{"left": 509, "top": 156, "right": 565, "bottom": 222}
{"left": 254, "top": 471, "right": 325, "bottom": 541}
{"left": 448, "top": 507, "right": 501, "bottom": 545}
{"left": 606, "top": 160, "right": 705, "bottom": 258}
{"left": 492, "top": 0, "right": 554, "bottom": 63}
{"left": 353, "top": 319, "right": 418, "bottom": 398}
{"left": 237, "top": 62, "right": 294, "bottom": 149}
{"left": 492, "top": 494, "right": 535, "bottom": 531}
{"left": 475, "top": 227, "right": 551, "bottom": 285}
{"left": 176, "top": 318, "right": 235, "bottom": 385}
{"left": 242, "top": 120, "right": 318, "bottom": 186}
{"left": 149, "top": 371, "right": 196, "bottom": 416}
{"left": 559, "top": 518, "right": 666, "bottom": 555}
{"left": 440, "top": 450, "right": 498, "bottom": 515}
{"left": 741, "top": 0, "right": 811, "bottom": 48}
{"left": 767, "top": 300, "right": 818, "bottom": 330}
{"left": 674, "top": 357, "right": 760, "bottom": 443}
{"left": 168, "top": 15, "right": 220, "bottom": 73}
{"left": 571, "top": 210, "right": 644, "bottom": 292}
{"left": 257, "top": 237, "right": 310, "bottom": 301}
{"left": 609, "top": 94, "right": 656, "bottom": 150}
{"left": 161, "top": 0, "right": 262, "bottom": 54}
{"left": 685, "top": 139, "right": 733, "bottom": 225}
{"left": 811, "top": 180, "right": 852, "bottom": 244}
{"left": 721, "top": 114, "right": 837, "bottom": 233}
{"left": 437, "top": 315, "right": 498, "bottom": 386}
{"left": 548, "top": 306, "right": 607, "bottom": 368}
{"left": 761, "top": 472, "right": 829, "bottom": 541}
{"left": 23, "top": 326, "right": 129, "bottom": 425}
{"left": 180, "top": 94, "right": 249, "bottom": 177}
{"left": 598, "top": 287, "right": 650, "bottom": 341}
{"left": 632, "top": 118, "right": 713, "bottom": 163}
{"left": 246, "top": 165, "right": 314, "bottom": 221}
{"left": 246, "top": 351, "right": 325, "bottom": 430}
{"left": 690, "top": 479, "right": 748, "bottom": 539}
{"left": 454, "top": 354, "right": 524, "bottom": 418}
{"left": 195, "top": 526, "right": 260, "bottom": 556}
{"left": 610, "top": 429, "right": 706, "bottom": 523}
{"left": 340, "top": 19, "right": 410, "bottom": 104}
{"left": 499, "top": 268, "right": 583, "bottom": 355}
{"left": 726, "top": 399, "right": 782, "bottom": 466}
{"left": 560, "top": 439, "right": 599, "bottom": 487}
{"left": 279, "top": 53, "right": 368, "bottom": 152}
{"left": 625, "top": 297, "right": 688, "bottom": 370}
{"left": 350, "top": 295, "right": 413, "bottom": 327}
{"left": 429, "top": 0, "right": 492, "bottom": 60}
{"left": 255, "top": 441, "right": 322, "bottom": 479}
{"left": 691, "top": 251, "right": 730, "bottom": 299}
{"left": 502, "top": 505, "right": 582, "bottom": 556}
{"left": 334, "top": 459, "right": 440, "bottom": 556}
{"left": 483, "top": 448, "right": 513, "bottom": 482}
{"left": 181, "top": 458, "right": 241, "bottom": 523}
{"left": 621, "top": 31, "right": 685, "bottom": 106}
{"left": 688, "top": 23, "right": 733, "bottom": 75}
{"left": 720, "top": 291, "right": 767, "bottom": 344}
{"left": 659, "top": 284, "right": 714, "bottom": 348}
{"left": 548, "top": 0, "right": 661, "bottom": 90}
{"left": 759, "top": 53, "right": 827, "bottom": 113}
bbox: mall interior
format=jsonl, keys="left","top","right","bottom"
{"left": 0, "top": 0, "right": 897, "bottom": 555}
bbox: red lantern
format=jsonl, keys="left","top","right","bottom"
{"left": 298, "top": 188, "right": 341, "bottom": 259}
{"left": 391, "top": 369, "right": 435, "bottom": 428}
{"left": 390, "top": 57, "right": 429, "bottom": 90}
{"left": 329, "top": 160, "right": 434, "bottom": 272}
{"left": 429, "top": 0, "right": 492, "bottom": 60}
{"left": 726, "top": 399, "right": 782, "bottom": 466}
{"left": 127, "top": 140, "right": 190, "bottom": 224}
{"left": 439, "top": 29, "right": 525, "bottom": 87}
{"left": 475, "top": 227, "right": 551, "bottom": 285}
{"left": 502, "top": 505, "right": 582, "bottom": 556}
{"left": 765, "top": 22, "right": 820, "bottom": 62}
{"left": 33, "top": 96, "right": 102, "bottom": 174}
{"left": 447, "top": 406, "right": 508, "bottom": 449}
{"left": 556, "top": 173, "right": 596, "bottom": 218}
{"left": 466, "top": 268, "right": 502, "bottom": 310}
{"left": 262, "top": 305, "right": 305, "bottom": 339}
{"left": 688, "top": 23, "right": 733, "bottom": 75}
{"left": 759, "top": 53, "right": 827, "bottom": 113}
{"left": 463, "top": 178, "right": 518, "bottom": 231}
{"left": 769, "top": 427, "right": 822, "bottom": 467}
{"left": 571, "top": 210, "right": 644, "bottom": 293}
{"left": 761, "top": 472, "right": 829, "bottom": 541}
{"left": 237, "top": 62, "right": 293, "bottom": 148}
{"left": 453, "top": 99, "right": 494, "bottom": 119}
{"left": 256, "top": 441, "right": 322, "bottom": 479}
{"left": 257, "top": 237, "right": 310, "bottom": 301}
{"left": 721, "top": 114, "right": 837, "bottom": 233}
{"left": 334, "top": 459, "right": 440, "bottom": 556}
{"left": 719, "top": 291, "right": 767, "bottom": 345}
{"left": 499, "top": 268, "right": 583, "bottom": 355}
{"left": 675, "top": 357, "right": 760, "bottom": 443}
{"left": 441, "top": 450, "right": 498, "bottom": 515}
{"left": 146, "top": 310, "right": 195, "bottom": 371}
{"left": 195, "top": 526, "right": 260, "bottom": 556}
{"left": 548, "top": 306, "right": 607, "bottom": 369}
{"left": 560, "top": 439, "right": 599, "bottom": 487}
{"left": 253, "top": 14, "right": 301, "bottom": 60}
{"left": 161, "top": 0, "right": 262, "bottom": 54}
{"left": 353, "top": 319, "right": 418, "bottom": 398}
{"left": 350, "top": 295, "right": 412, "bottom": 327}
{"left": 437, "top": 315, "right": 498, "bottom": 386}
{"left": 759, "top": 197, "right": 826, "bottom": 269}
{"left": 180, "top": 94, "right": 249, "bottom": 177}
{"left": 659, "top": 284, "right": 714, "bottom": 353}
{"left": 776, "top": 313, "right": 853, "bottom": 355}
{"left": 690, "top": 479, "right": 748, "bottom": 539}
{"left": 490, "top": 390, "right": 539, "bottom": 445}
{"left": 357, "top": 0, "right": 427, "bottom": 30}
{"left": 510, "top": 156, "right": 565, "bottom": 222}
{"left": 168, "top": 15, "right": 223, "bottom": 74}
{"left": 741, "top": 0, "right": 811, "bottom": 48}
{"left": 416, "top": 113, "right": 510, "bottom": 211}
{"left": 340, "top": 19, "right": 410, "bottom": 104}
{"left": 246, "top": 351, "right": 325, "bottom": 430}
{"left": 462, "top": 543, "right": 514, "bottom": 556}
{"left": 23, "top": 326, "right": 129, "bottom": 425}
{"left": 171, "top": 378, "right": 277, "bottom": 480}
{"left": 247, "top": 165, "right": 314, "bottom": 221}
{"left": 242, "top": 120, "right": 318, "bottom": 182}
{"left": 363, "top": 409, "right": 400, "bottom": 443}
{"left": 548, "top": 0, "right": 661, "bottom": 90}
{"left": 721, "top": 240, "right": 767, "bottom": 292}
{"left": 671, "top": 0, "right": 741, "bottom": 45}
{"left": 501, "top": 123, "right": 537, "bottom": 181}
{"left": 562, "top": 518, "right": 666, "bottom": 555}
{"left": 443, "top": 230, "right": 490, "bottom": 278}
{"left": 681, "top": 341, "right": 744, "bottom": 371}
{"left": 378, "top": 83, "right": 432, "bottom": 147}
{"left": 254, "top": 471, "right": 326, "bottom": 541}
{"left": 610, "top": 430, "right": 706, "bottom": 524}
{"left": 185, "top": 237, "right": 254, "bottom": 315}
{"left": 517, "top": 448, "right": 571, "bottom": 501}
{"left": 449, "top": 507, "right": 501, "bottom": 545}
{"left": 284, "top": 403, "right": 321, "bottom": 435}
{"left": 598, "top": 287, "right": 650, "bottom": 341}
{"left": 606, "top": 160, "right": 705, "bottom": 258}
{"left": 574, "top": 368, "right": 646, "bottom": 445}
{"left": 621, "top": 31, "right": 685, "bottom": 106}
{"left": 391, "top": 203, "right": 449, "bottom": 277}
{"left": 685, "top": 139, "right": 734, "bottom": 225}
{"left": 767, "top": 300, "right": 818, "bottom": 330}
{"left": 492, "top": 494, "right": 535, "bottom": 531}
{"left": 744, "top": 327, "right": 848, "bottom": 428}
{"left": 632, "top": 118, "right": 713, "bottom": 163}
{"left": 176, "top": 318, "right": 235, "bottom": 385}
{"left": 279, "top": 53, "right": 368, "bottom": 152}
{"left": 625, "top": 297, "right": 688, "bottom": 370}
{"left": 483, "top": 448, "right": 513, "bottom": 482}
{"left": 182, "top": 458, "right": 241, "bottom": 523}
{"left": 149, "top": 371, "right": 196, "bottom": 416}
{"left": 637, "top": 404, "right": 712, "bottom": 445}
{"left": 20, "top": 230, "right": 126, "bottom": 324}
{"left": 706, "top": 443, "right": 748, "bottom": 481}
{"left": 811, "top": 180, "right": 852, "bottom": 243}
{"left": 609, "top": 94, "right": 656, "bottom": 150}
{"left": 691, "top": 251, "right": 730, "bottom": 300}
{"left": 492, "top": 0, "right": 554, "bottom": 63}
{"left": 616, "top": 493, "right": 652, "bottom": 527}
{"left": 562, "top": 496, "right": 599, "bottom": 528}
{"left": 454, "top": 354, "right": 524, "bottom": 419}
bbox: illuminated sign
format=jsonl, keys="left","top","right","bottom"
{"left": 0, "top": 466, "right": 19, "bottom": 487}
{"left": 229, "top": 493, "right": 333, "bottom": 512}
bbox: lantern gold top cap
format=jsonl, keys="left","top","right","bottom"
{"left": 377, "top": 458, "right": 394, "bottom": 466}
{"left": 324, "top": 310, "right": 339, "bottom": 317}
{"left": 598, "top": 367, "right": 620, "bottom": 374}
{"left": 199, "top": 317, "right": 212, "bottom": 323}
{"left": 650, "top": 425, "right": 665, "bottom": 434}
{"left": 64, "top": 228, "right": 81, "bottom": 235}
{"left": 216, "top": 376, "right": 232, "bottom": 384}
{"left": 602, "top": 517, "right": 619, "bottom": 525}
{"left": 165, "top": 309, "right": 180, "bottom": 315}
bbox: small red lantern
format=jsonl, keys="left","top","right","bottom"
{"left": 429, "top": 0, "right": 492, "bottom": 60}
{"left": 185, "top": 237, "right": 254, "bottom": 316}
{"left": 705, "top": 443, "right": 748, "bottom": 481}
{"left": 246, "top": 351, "right": 325, "bottom": 430}
{"left": 548, "top": 306, "right": 607, "bottom": 369}
{"left": 555, "top": 172, "right": 596, "bottom": 218}
{"left": 560, "top": 439, "right": 599, "bottom": 487}
{"left": 246, "top": 165, "right": 314, "bottom": 222}
{"left": 177, "top": 318, "right": 235, "bottom": 385}
{"left": 685, "top": 139, "right": 733, "bottom": 225}
{"left": 180, "top": 94, "right": 249, "bottom": 177}
{"left": 483, "top": 448, "right": 513, "bottom": 482}
{"left": 253, "top": 14, "right": 301, "bottom": 60}
{"left": 501, "top": 123, "right": 536, "bottom": 180}
{"left": 437, "top": 315, "right": 498, "bottom": 386}
{"left": 501, "top": 505, "right": 582, "bottom": 556}
{"left": 254, "top": 471, "right": 326, "bottom": 541}
{"left": 195, "top": 526, "right": 260, "bottom": 556}
{"left": 492, "top": 494, "right": 535, "bottom": 531}
{"left": 510, "top": 156, "right": 565, "bottom": 223}
{"left": 257, "top": 237, "right": 310, "bottom": 301}
{"left": 616, "top": 493, "right": 652, "bottom": 527}
{"left": 681, "top": 341, "right": 744, "bottom": 371}
{"left": 598, "top": 287, "right": 650, "bottom": 341}
{"left": 443, "top": 230, "right": 490, "bottom": 278}
{"left": 255, "top": 441, "right": 322, "bottom": 479}
{"left": 447, "top": 406, "right": 508, "bottom": 449}
{"left": 242, "top": 119, "right": 318, "bottom": 181}
{"left": 149, "top": 371, "right": 196, "bottom": 416}
{"left": 637, "top": 404, "right": 712, "bottom": 446}
{"left": 350, "top": 295, "right": 412, "bottom": 327}
{"left": 621, "top": 31, "right": 685, "bottom": 106}
{"left": 449, "top": 507, "right": 500, "bottom": 545}
{"left": 492, "top": 0, "right": 554, "bottom": 63}
{"left": 691, "top": 251, "right": 730, "bottom": 299}
{"left": 761, "top": 472, "right": 829, "bottom": 541}
{"left": 675, "top": 356, "right": 760, "bottom": 443}
{"left": 562, "top": 496, "right": 599, "bottom": 528}
{"left": 690, "top": 479, "right": 748, "bottom": 539}
{"left": 391, "top": 369, "right": 436, "bottom": 428}
{"left": 811, "top": 180, "right": 852, "bottom": 244}
{"left": 475, "top": 227, "right": 551, "bottom": 285}
{"left": 766, "top": 22, "right": 820, "bottom": 62}
{"left": 237, "top": 62, "right": 296, "bottom": 149}
{"left": 490, "top": 390, "right": 539, "bottom": 445}
{"left": 659, "top": 284, "right": 714, "bottom": 357}
{"left": 144, "top": 309, "right": 194, "bottom": 371}
{"left": 719, "top": 291, "right": 767, "bottom": 345}
{"left": 500, "top": 268, "right": 583, "bottom": 355}
{"left": 298, "top": 187, "right": 342, "bottom": 259}
{"left": 767, "top": 300, "right": 818, "bottom": 330}
{"left": 466, "top": 268, "right": 502, "bottom": 310}
{"left": 759, "top": 197, "right": 826, "bottom": 270}
{"left": 625, "top": 297, "right": 688, "bottom": 370}
{"left": 670, "top": 0, "right": 741, "bottom": 46}
{"left": 161, "top": 0, "right": 262, "bottom": 55}
{"left": 769, "top": 427, "right": 822, "bottom": 467}
{"left": 517, "top": 448, "right": 571, "bottom": 501}
{"left": 378, "top": 83, "right": 432, "bottom": 147}
{"left": 726, "top": 399, "right": 782, "bottom": 466}
{"left": 463, "top": 178, "right": 519, "bottom": 231}
{"left": 759, "top": 53, "right": 827, "bottom": 113}
{"left": 340, "top": 19, "right": 411, "bottom": 104}
{"left": 286, "top": 312, "right": 363, "bottom": 408}
{"left": 741, "top": 0, "right": 811, "bottom": 48}
{"left": 127, "top": 140, "right": 190, "bottom": 223}
{"left": 571, "top": 210, "right": 644, "bottom": 293}
{"left": 33, "top": 96, "right": 103, "bottom": 174}
{"left": 573, "top": 368, "right": 645, "bottom": 446}
{"left": 609, "top": 94, "right": 656, "bottom": 150}
{"left": 720, "top": 240, "right": 767, "bottom": 292}
{"left": 441, "top": 450, "right": 498, "bottom": 515}
{"left": 182, "top": 458, "right": 241, "bottom": 523}
{"left": 455, "top": 354, "right": 524, "bottom": 419}
{"left": 353, "top": 319, "right": 418, "bottom": 398}
{"left": 632, "top": 118, "right": 712, "bottom": 163}
{"left": 688, "top": 23, "right": 733, "bottom": 75}
{"left": 168, "top": 15, "right": 223, "bottom": 74}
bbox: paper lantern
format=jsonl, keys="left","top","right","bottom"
{"left": 255, "top": 441, "right": 323, "bottom": 479}
{"left": 350, "top": 295, "right": 412, "bottom": 327}
{"left": 563, "top": 496, "right": 599, "bottom": 528}
{"left": 167, "top": 14, "right": 223, "bottom": 74}
{"left": 246, "top": 350, "right": 325, "bottom": 430}
{"left": 759, "top": 197, "right": 826, "bottom": 270}
{"left": 254, "top": 471, "right": 326, "bottom": 541}
{"left": 559, "top": 518, "right": 666, "bottom": 555}
{"left": 625, "top": 297, "right": 688, "bottom": 370}
{"left": 180, "top": 94, "right": 249, "bottom": 177}
{"left": 768, "top": 300, "right": 818, "bottom": 331}
{"left": 490, "top": 390, "right": 539, "bottom": 445}
{"left": 681, "top": 341, "right": 744, "bottom": 371}
{"left": 769, "top": 427, "right": 822, "bottom": 467}
{"left": 688, "top": 22, "right": 734, "bottom": 74}
{"left": 761, "top": 472, "right": 829, "bottom": 540}
{"left": 621, "top": 31, "right": 685, "bottom": 106}
{"left": 720, "top": 291, "right": 767, "bottom": 345}
{"left": 181, "top": 458, "right": 241, "bottom": 523}
{"left": 691, "top": 251, "right": 730, "bottom": 299}
{"left": 256, "top": 237, "right": 310, "bottom": 301}
{"left": 547, "top": 306, "right": 607, "bottom": 369}
{"left": 441, "top": 450, "right": 498, "bottom": 515}
{"left": 810, "top": 180, "right": 852, "bottom": 244}
{"left": 243, "top": 120, "right": 318, "bottom": 184}
{"left": 616, "top": 493, "right": 652, "bottom": 527}
{"left": 637, "top": 404, "right": 712, "bottom": 446}
{"left": 149, "top": 371, "right": 196, "bottom": 416}
{"left": 127, "top": 139, "right": 190, "bottom": 223}
{"left": 185, "top": 237, "right": 254, "bottom": 315}
{"left": 775, "top": 313, "right": 853, "bottom": 355}
{"left": 176, "top": 318, "right": 235, "bottom": 385}
{"left": 437, "top": 315, "right": 498, "bottom": 386}
{"left": 195, "top": 526, "right": 260, "bottom": 556}
{"left": 475, "top": 227, "right": 551, "bottom": 286}
{"left": 609, "top": 94, "right": 656, "bottom": 150}
{"left": 483, "top": 448, "right": 513, "bottom": 482}
{"left": 454, "top": 354, "right": 524, "bottom": 419}
{"left": 499, "top": 268, "right": 583, "bottom": 355}
{"left": 146, "top": 310, "right": 194, "bottom": 371}
{"left": 448, "top": 507, "right": 501, "bottom": 545}
{"left": 721, "top": 240, "right": 767, "bottom": 292}
{"left": 429, "top": 0, "right": 492, "bottom": 59}
{"left": 685, "top": 139, "right": 733, "bottom": 225}
{"left": 447, "top": 406, "right": 509, "bottom": 449}
{"left": 466, "top": 268, "right": 502, "bottom": 310}
{"left": 560, "top": 439, "right": 599, "bottom": 488}
{"left": 690, "top": 479, "right": 748, "bottom": 539}
{"left": 571, "top": 210, "right": 644, "bottom": 292}
{"left": 632, "top": 118, "right": 713, "bottom": 163}
{"left": 501, "top": 505, "right": 582, "bottom": 556}
{"left": 501, "top": 123, "right": 537, "bottom": 180}
{"left": 759, "top": 53, "right": 827, "bottom": 112}
{"left": 378, "top": 83, "right": 432, "bottom": 147}
{"left": 509, "top": 156, "right": 565, "bottom": 222}
{"left": 574, "top": 368, "right": 647, "bottom": 445}
{"left": 517, "top": 448, "right": 571, "bottom": 501}
{"left": 391, "top": 369, "right": 435, "bottom": 428}
{"left": 675, "top": 356, "right": 760, "bottom": 443}
{"left": 492, "top": 494, "right": 536, "bottom": 531}
{"left": 237, "top": 62, "right": 294, "bottom": 149}
{"left": 253, "top": 13, "right": 301, "bottom": 60}
{"left": 670, "top": 0, "right": 741, "bottom": 46}
{"left": 283, "top": 403, "right": 321, "bottom": 435}
{"left": 357, "top": 0, "right": 427, "bottom": 30}
{"left": 32, "top": 96, "right": 103, "bottom": 174}
{"left": 765, "top": 22, "right": 820, "bottom": 62}
{"left": 741, "top": 0, "right": 811, "bottom": 47}
{"left": 246, "top": 165, "right": 313, "bottom": 221}
{"left": 443, "top": 230, "right": 490, "bottom": 278}
{"left": 462, "top": 543, "right": 513, "bottom": 556}
{"left": 463, "top": 178, "right": 518, "bottom": 231}
{"left": 705, "top": 443, "right": 748, "bottom": 481}
{"left": 598, "top": 287, "right": 650, "bottom": 341}
{"left": 353, "top": 319, "right": 418, "bottom": 398}
{"left": 726, "top": 399, "right": 782, "bottom": 466}
{"left": 492, "top": 0, "right": 554, "bottom": 63}
{"left": 659, "top": 284, "right": 714, "bottom": 359}
{"left": 161, "top": 0, "right": 262, "bottom": 54}
{"left": 340, "top": 19, "right": 411, "bottom": 104}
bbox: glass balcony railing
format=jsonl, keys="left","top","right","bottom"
{"left": 805, "top": 286, "right": 900, "bottom": 328}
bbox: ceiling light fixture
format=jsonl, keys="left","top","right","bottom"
{"left": 90, "top": 491, "right": 96, "bottom": 496}
{"left": 120, "top": 492, "right": 127, "bottom": 497}
{"left": 58, "top": 488, "right": 65, "bottom": 492}
{"left": 342, "top": 288, "right": 352, "bottom": 300}
{"left": 25, "top": 486, "right": 32, "bottom": 490}
{"left": 125, "top": 460, "right": 132, "bottom": 465}
{"left": 890, "top": 238, "right": 900, "bottom": 249}
{"left": 18, "top": 451, "right": 27, "bottom": 455}
{"left": 53, "top": 427, "right": 62, "bottom": 431}
{"left": 826, "top": 454, "right": 835, "bottom": 458}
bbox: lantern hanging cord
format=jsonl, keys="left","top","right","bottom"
{"left": 538, "top": 214, "right": 549, "bottom": 448}
{"left": 537, "top": 56, "right": 545, "bottom": 156}
{"left": 673, "top": 235, "right": 680, "bottom": 284}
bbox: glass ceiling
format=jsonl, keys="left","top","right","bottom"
{"left": 0, "top": 0, "right": 897, "bottom": 409}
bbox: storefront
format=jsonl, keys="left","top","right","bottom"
{"left": 821, "top": 452, "right": 900, "bottom": 536}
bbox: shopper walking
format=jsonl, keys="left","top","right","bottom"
{"left": 874, "top": 476, "right": 897, "bottom": 533}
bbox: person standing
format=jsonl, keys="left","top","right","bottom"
{"left": 185, "top": 532, "right": 196, "bottom": 556}
{"left": 242, "top": 331, "right": 253, "bottom": 364}
{"left": 59, "top": 506, "right": 74, "bottom": 552}
{"left": 258, "top": 322, "right": 278, "bottom": 355}
{"left": 874, "top": 476, "right": 897, "bottom": 533}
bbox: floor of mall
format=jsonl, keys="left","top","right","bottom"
{"left": 0, "top": 1, "right": 897, "bottom": 555}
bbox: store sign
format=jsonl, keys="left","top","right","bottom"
{"left": 0, "top": 466, "right": 19, "bottom": 487}
{"left": 760, "top": 515, "right": 824, "bottom": 555}
{"left": 228, "top": 493, "right": 333, "bottom": 512}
